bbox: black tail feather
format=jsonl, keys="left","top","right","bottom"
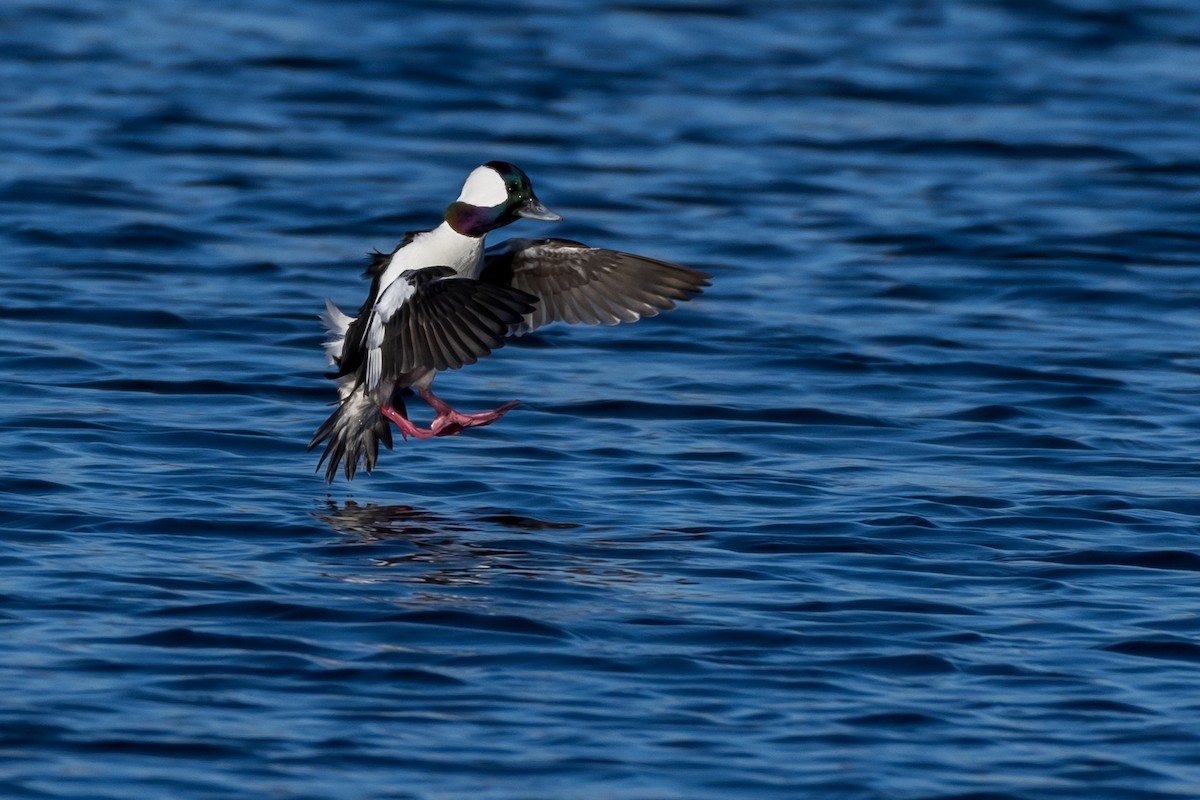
{"left": 309, "top": 386, "right": 397, "bottom": 483}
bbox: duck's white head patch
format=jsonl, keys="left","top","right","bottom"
{"left": 456, "top": 165, "right": 508, "bottom": 208}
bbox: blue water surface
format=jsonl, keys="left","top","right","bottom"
{"left": 2, "top": 1, "right": 1200, "bottom": 798}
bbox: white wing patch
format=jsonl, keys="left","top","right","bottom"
{"left": 366, "top": 347, "right": 382, "bottom": 391}
{"left": 363, "top": 274, "right": 417, "bottom": 391}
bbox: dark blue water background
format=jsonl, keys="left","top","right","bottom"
{"left": 2, "top": 1, "right": 1200, "bottom": 797}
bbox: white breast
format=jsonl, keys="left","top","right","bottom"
{"left": 376, "top": 223, "right": 484, "bottom": 290}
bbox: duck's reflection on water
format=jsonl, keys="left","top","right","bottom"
{"left": 315, "top": 500, "right": 580, "bottom": 541}
{"left": 315, "top": 500, "right": 462, "bottom": 541}
{"left": 311, "top": 500, "right": 625, "bottom": 588}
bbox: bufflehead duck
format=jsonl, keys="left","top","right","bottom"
{"left": 311, "top": 161, "right": 710, "bottom": 482}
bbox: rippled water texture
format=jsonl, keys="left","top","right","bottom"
{"left": 3, "top": 1, "right": 1200, "bottom": 798}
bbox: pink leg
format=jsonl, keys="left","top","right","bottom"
{"left": 380, "top": 404, "right": 436, "bottom": 440}
{"left": 379, "top": 393, "right": 520, "bottom": 441}
{"left": 419, "top": 388, "right": 519, "bottom": 437}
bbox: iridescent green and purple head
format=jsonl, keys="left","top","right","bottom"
{"left": 444, "top": 161, "right": 561, "bottom": 237}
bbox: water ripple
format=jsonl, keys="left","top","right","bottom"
{"left": 2, "top": 1, "right": 1200, "bottom": 798}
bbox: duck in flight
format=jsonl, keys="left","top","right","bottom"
{"left": 311, "top": 161, "right": 710, "bottom": 482}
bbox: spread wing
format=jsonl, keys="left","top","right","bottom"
{"left": 335, "top": 266, "right": 538, "bottom": 389}
{"left": 479, "top": 238, "right": 711, "bottom": 335}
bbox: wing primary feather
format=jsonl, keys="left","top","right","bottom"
{"left": 484, "top": 240, "right": 707, "bottom": 334}
{"left": 410, "top": 305, "right": 433, "bottom": 372}
{"left": 421, "top": 305, "right": 456, "bottom": 371}
{"left": 457, "top": 300, "right": 502, "bottom": 351}
{"left": 436, "top": 292, "right": 479, "bottom": 368}
{"left": 428, "top": 307, "right": 471, "bottom": 369}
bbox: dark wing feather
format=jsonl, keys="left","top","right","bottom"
{"left": 479, "top": 238, "right": 710, "bottom": 335}
{"left": 331, "top": 232, "right": 424, "bottom": 377}
{"left": 380, "top": 271, "right": 537, "bottom": 379}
